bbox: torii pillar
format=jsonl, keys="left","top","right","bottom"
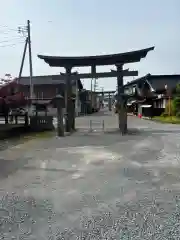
{"left": 116, "top": 64, "right": 127, "bottom": 134}
{"left": 108, "top": 93, "right": 112, "bottom": 111}
{"left": 65, "top": 65, "right": 74, "bottom": 132}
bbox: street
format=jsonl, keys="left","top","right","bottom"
{"left": 0, "top": 110, "right": 180, "bottom": 239}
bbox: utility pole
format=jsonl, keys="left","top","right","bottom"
{"left": 18, "top": 20, "right": 33, "bottom": 100}
{"left": 18, "top": 37, "right": 28, "bottom": 82}
{"left": 27, "top": 20, "right": 33, "bottom": 100}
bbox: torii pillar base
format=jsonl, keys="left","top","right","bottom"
{"left": 116, "top": 64, "right": 127, "bottom": 135}
{"left": 108, "top": 93, "right": 112, "bottom": 111}
{"left": 118, "top": 105, "right": 127, "bottom": 135}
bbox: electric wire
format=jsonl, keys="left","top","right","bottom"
{"left": 0, "top": 24, "right": 27, "bottom": 48}
{"left": 0, "top": 41, "right": 25, "bottom": 48}
{"left": 0, "top": 25, "right": 26, "bottom": 32}
{"left": 0, "top": 37, "right": 25, "bottom": 44}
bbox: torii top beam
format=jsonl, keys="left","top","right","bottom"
{"left": 38, "top": 47, "right": 154, "bottom": 68}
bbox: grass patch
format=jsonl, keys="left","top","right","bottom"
{"left": 0, "top": 126, "right": 56, "bottom": 141}
{"left": 0, "top": 128, "right": 56, "bottom": 151}
{"left": 22, "top": 130, "right": 56, "bottom": 140}
{"left": 152, "top": 116, "right": 180, "bottom": 124}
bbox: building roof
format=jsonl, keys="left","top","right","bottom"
{"left": 18, "top": 75, "right": 83, "bottom": 89}
{"left": 124, "top": 74, "right": 180, "bottom": 87}
{"left": 38, "top": 47, "right": 154, "bottom": 67}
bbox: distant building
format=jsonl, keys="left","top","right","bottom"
{"left": 124, "top": 74, "right": 180, "bottom": 117}
{"left": 18, "top": 74, "right": 100, "bottom": 114}
{"left": 19, "top": 74, "right": 83, "bottom": 99}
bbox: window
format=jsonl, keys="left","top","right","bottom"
{"left": 132, "top": 86, "right": 136, "bottom": 94}
{"left": 163, "top": 99, "right": 166, "bottom": 108}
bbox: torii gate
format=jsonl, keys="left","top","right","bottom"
{"left": 96, "top": 90, "right": 116, "bottom": 110}
{"left": 38, "top": 46, "right": 154, "bottom": 134}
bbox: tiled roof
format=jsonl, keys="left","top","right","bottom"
{"left": 18, "top": 75, "right": 83, "bottom": 89}
{"left": 124, "top": 74, "right": 180, "bottom": 87}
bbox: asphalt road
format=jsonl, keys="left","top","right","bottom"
{"left": 1, "top": 110, "right": 180, "bottom": 239}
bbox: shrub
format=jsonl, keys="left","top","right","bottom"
{"left": 172, "top": 96, "right": 180, "bottom": 115}
{"left": 164, "top": 100, "right": 175, "bottom": 116}
{"left": 161, "top": 112, "right": 168, "bottom": 117}
{"left": 172, "top": 83, "right": 180, "bottom": 115}
{"left": 176, "top": 111, "right": 180, "bottom": 118}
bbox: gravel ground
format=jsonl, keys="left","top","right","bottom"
{"left": 0, "top": 110, "right": 180, "bottom": 239}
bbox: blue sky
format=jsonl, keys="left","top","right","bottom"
{"left": 0, "top": 0, "right": 179, "bottom": 90}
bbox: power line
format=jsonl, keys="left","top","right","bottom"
{"left": 1, "top": 34, "right": 24, "bottom": 39}
{"left": 0, "top": 25, "right": 21, "bottom": 32}
{"left": 0, "top": 41, "right": 25, "bottom": 48}
{"left": 0, "top": 37, "right": 25, "bottom": 44}
{"left": 0, "top": 25, "right": 27, "bottom": 37}
{"left": 18, "top": 26, "right": 28, "bottom": 37}
{"left": 0, "top": 20, "right": 34, "bottom": 101}
{"left": 0, "top": 23, "right": 27, "bottom": 48}
{"left": 0, "top": 29, "right": 18, "bottom": 35}
{"left": 0, "top": 30, "right": 17, "bottom": 35}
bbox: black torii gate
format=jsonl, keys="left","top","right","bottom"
{"left": 95, "top": 91, "right": 116, "bottom": 111}
{"left": 38, "top": 46, "right": 154, "bottom": 134}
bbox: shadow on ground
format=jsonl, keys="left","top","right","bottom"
{"left": 0, "top": 127, "right": 55, "bottom": 151}
{"left": 0, "top": 158, "right": 30, "bottom": 179}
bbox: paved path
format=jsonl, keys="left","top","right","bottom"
{"left": 1, "top": 110, "right": 180, "bottom": 239}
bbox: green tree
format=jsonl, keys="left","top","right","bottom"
{"left": 175, "top": 83, "right": 180, "bottom": 95}
{"left": 172, "top": 83, "right": 180, "bottom": 116}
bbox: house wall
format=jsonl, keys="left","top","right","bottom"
{"left": 136, "top": 98, "right": 169, "bottom": 117}
{"left": 153, "top": 97, "right": 168, "bottom": 109}
{"left": 20, "top": 84, "right": 92, "bottom": 115}
{"left": 142, "top": 107, "right": 153, "bottom": 117}
{"left": 153, "top": 108, "right": 164, "bottom": 116}
{"left": 152, "top": 97, "right": 169, "bottom": 116}
{"left": 20, "top": 84, "right": 77, "bottom": 99}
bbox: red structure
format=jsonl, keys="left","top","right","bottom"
{"left": 0, "top": 78, "right": 27, "bottom": 121}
